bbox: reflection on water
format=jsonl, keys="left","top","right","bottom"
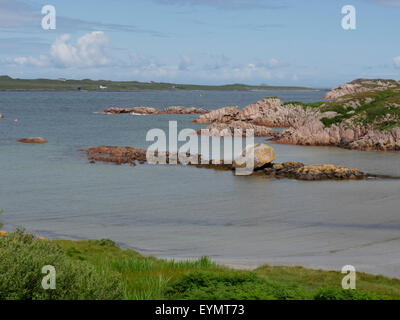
{"left": 1, "top": 90, "right": 400, "bottom": 277}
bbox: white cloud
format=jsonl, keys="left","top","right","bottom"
{"left": 125, "top": 52, "right": 277, "bottom": 83}
{"left": 10, "top": 55, "right": 49, "bottom": 67}
{"left": 5, "top": 31, "right": 112, "bottom": 69}
{"left": 394, "top": 56, "right": 400, "bottom": 68}
{"left": 3, "top": 30, "right": 290, "bottom": 84}
{"left": 50, "top": 31, "right": 111, "bottom": 68}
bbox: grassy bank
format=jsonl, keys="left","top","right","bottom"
{"left": 56, "top": 239, "right": 400, "bottom": 300}
{"left": 319, "top": 89, "right": 400, "bottom": 129}
{"left": 1, "top": 230, "right": 400, "bottom": 300}
{"left": 0, "top": 230, "right": 400, "bottom": 300}
{"left": 0, "top": 75, "right": 313, "bottom": 92}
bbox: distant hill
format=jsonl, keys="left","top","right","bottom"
{"left": 0, "top": 76, "right": 314, "bottom": 91}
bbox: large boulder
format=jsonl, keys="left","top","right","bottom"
{"left": 233, "top": 143, "right": 275, "bottom": 171}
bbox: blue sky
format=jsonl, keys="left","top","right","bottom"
{"left": 0, "top": 0, "right": 399, "bottom": 87}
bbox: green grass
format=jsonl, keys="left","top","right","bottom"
{"left": 54, "top": 238, "right": 400, "bottom": 300}
{"left": 318, "top": 89, "right": 400, "bottom": 129}
{"left": 1, "top": 231, "right": 400, "bottom": 300}
{"left": 0, "top": 76, "right": 313, "bottom": 92}
{"left": 56, "top": 239, "right": 224, "bottom": 299}
{"left": 280, "top": 80, "right": 400, "bottom": 131}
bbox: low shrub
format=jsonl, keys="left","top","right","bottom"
{"left": 165, "top": 271, "right": 306, "bottom": 300}
{"left": 313, "top": 287, "right": 387, "bottom": 300}
{"left": 0, "top": 229, "right": 124, "bottom": 300}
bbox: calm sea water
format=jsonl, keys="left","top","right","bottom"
{"left": 1, "top": 90, "right": 400, "bottom": 277}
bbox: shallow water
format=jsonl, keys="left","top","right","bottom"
{"left": 1, "top": 90, "right": 400, "bottom": 277}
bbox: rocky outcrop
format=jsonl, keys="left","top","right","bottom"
{"left": 193, "top": 99, "right": 313, "bottom": 138}
{"left": 17, "top": 137, "right": 47, "bottom": 144}
{"left": 86, "top": 146, "right": 148, "bottom": 165}
{"left": 323, "top": 83, "right": 370, "bottom": 100}
{"left": 192, "top": 99, "right": 307, "bottom": 127}
{"left": 347, "top": 127, "right": 400, "bottom": 151}
{"left": 275, "top": 113, "right": 365, "bottom": 146}
{"left": 191, "top": 79, "right": 400, "bottom": 151}
{"left": 198, "top": 122, "right": 281, "bottom": 137}
{"left": 274, "top": 108, "right": 400, "bottom": 151}
{"left": 162, "top": 106, "right": 207, "bottom": 114}
{"left": 86, "top": 146, "right": 201, "bottom": 166}
{"left": 263, "top": 162, "right": 366, "bottom": 180}
{"left": 84, "top": 145, "right": 371, "bottom": 180}
{"left": 193, "top": 99, "right": 337, "bottom": 139}
{"left": 101, "top": 106, "right": 207, "bottom": 115}
{"left": 324, "top": 79, "right": 400, "bottom": 100}
{"left": 238, "top": 98, "right": 299, "bottom": 127}
{"left": 193, "top": 106, "right": 240, "bottom": 123}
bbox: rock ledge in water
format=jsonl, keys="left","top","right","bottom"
{"left": 100, "top": 106, "right": 207, "bottom": 115}
{"left": 17, "top": 137, "right": 48, "bottom": 144}
{"left": 84, "top": 146, "right": 369, "bottom": 181}
{"left": 263, "top": 162, "right": 365, "bottom": 180}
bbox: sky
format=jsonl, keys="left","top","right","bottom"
{"left": 0, "top": 0, "right": 399, "bottom": 87}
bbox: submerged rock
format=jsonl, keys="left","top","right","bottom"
{"left": 100, "top": 106, "right": 207, "bottom": 115}
{"left": 86, "top": 146, "right": 148, "bottom": 165}
{"left": 17, "top": 137, "right": 47, "bottom": 144}
{"left": 162, "top": 106, "right": 207, "bottom": 114}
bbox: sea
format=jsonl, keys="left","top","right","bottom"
{"left": 1, "top": 90, "right": 400, "bottom": 277}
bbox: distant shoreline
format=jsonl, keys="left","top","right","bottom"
{"left": 0, "top": 88, "right": 323, "bottom": 92}
{"left": 0, "top": 75, "right": 318, "bottom": 92}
